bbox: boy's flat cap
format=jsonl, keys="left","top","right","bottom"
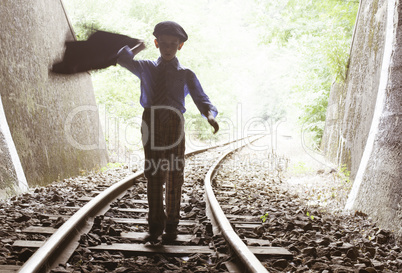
{"left": 153, "top": 21, "right": 188, "bottom": 42}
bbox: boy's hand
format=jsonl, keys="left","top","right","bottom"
{"left": 207, "top": 112, "right": 219, "bottom": 134}
{"left": 130, "top": 41, "right": 146, "bottom": 55}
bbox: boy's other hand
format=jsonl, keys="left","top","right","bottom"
{"left": 207, "top": 114, "right": 219, "bottom": 134}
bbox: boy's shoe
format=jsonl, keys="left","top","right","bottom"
{"left": 144, "top": 223, "right": 164, "bottom": 242}
{"left": 162, "top": 224, "right": 178, "bottom": 243}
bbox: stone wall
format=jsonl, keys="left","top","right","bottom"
{"left": 322, "top": 0, "right": 388, "bottom": 178}
{"left": 0, "top": 0, "right": 108, "bottom": 187}
{"left": 322, "top": 0, "right": 402, "bottom": 236}
{"left": 0, "top": 96, "right": 28, "bottom": 196}
{"left": 346, "top": 0, "right": 402, "bottom": 236}
{"left": 0, "top": 126, "right": 18, "bottom": 193}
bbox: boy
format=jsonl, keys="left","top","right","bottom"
{"left": 117, "top": 21, "right": 219, "bottom": 242}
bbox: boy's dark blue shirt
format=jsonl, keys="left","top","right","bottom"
{"left": 117, "top": 46, "right": 218, "bottom": 117}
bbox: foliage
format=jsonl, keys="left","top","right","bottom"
{"left": 338, "top": 164, "right": 351, "bottom": 184}
{"left": 63, "top": 0, "right": 250, "bottom": 153}
{"left": 62, "top": 0, "right": 359, "bottom": 158}
{"left": 289, "top": 161, "right": 315, "bottom": 175}
{"left": 253, "top": 0, "right": 359, "bottom": 145}
{"left": 306, "top": 211, "right": 315, "bottom": 220}
{"left": 63, "top": 0, "right": 168, "bottom": 121}
{"left": 100, "top": 162, "right": 125, "bottom": 172}
{"left": 260, "top": 212, "right": 269, "bottom": 223}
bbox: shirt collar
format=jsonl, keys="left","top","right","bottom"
{"left": 156, "top": 57, "right": 180, "bottom": 70}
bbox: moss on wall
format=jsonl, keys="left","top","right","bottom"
{"left": 0, "top": 131, "right": 18, "bottom": 191}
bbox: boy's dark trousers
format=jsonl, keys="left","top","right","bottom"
{"left": 141, "top": 108, "right": 185, "bottom": 232}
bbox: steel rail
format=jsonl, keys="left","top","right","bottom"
{"left": 19, "top": 171, "right": 142, "bottom": 273}
{"left": 204, "top": 135, "right": 269, "bottom": 273}
{"left": 19, "top": 135, "right": 256, "bottom": 273}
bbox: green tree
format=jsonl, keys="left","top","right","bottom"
{"left": 254, "top": 0, "right": 359, "bottom": 145}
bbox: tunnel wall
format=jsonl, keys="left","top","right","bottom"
{"left": 322, "top": 0, "right": 402, "bottom": 236}
{"left": 322, "top": 0, "right": 388, "bottom": 178}
{"left": 0, "top": 129, "right": 17, "bottom": 193}
{"left": 0, "top": 0, "right": 108, "bottom": 187}
{"left": 0, "top": 96, "right": 28, "bottom": 196}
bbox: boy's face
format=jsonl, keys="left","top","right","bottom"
{"left": 154, "top": 35, "right": 184, "bottom": 61}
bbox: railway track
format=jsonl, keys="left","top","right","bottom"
{"left": 2, "top": 135, "right": 292, "bottom": 272}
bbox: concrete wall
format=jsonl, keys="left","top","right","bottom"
{"left": 322, "top": 0, "right": 388, "bottom": 178}
{"left": 0, "top": 0, "right": 108, "bottom": 187}
{"left": 322, "top": 0, "right": 402, "bottom": 236}
{"left": 0, "top": 96, "right": 28, "bottom": 195}
{"left": 0, "top": 124, "right": 19, "bottom": 193}
{"left": 0, "top": 130, "right": 16, "bottom": 191}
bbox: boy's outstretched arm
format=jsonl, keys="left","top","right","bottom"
{"left": 116, "top": 42, "right": 146, "bottom": 76}
{"left": 130, "top": 41, "right": 146, "bottom": 55}
{"left": 204, "top": 110, "right": 219, "bottom": 134}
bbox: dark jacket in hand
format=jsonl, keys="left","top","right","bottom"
{"left": 52, "top": 30, "right": 141, "bottom": 74}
